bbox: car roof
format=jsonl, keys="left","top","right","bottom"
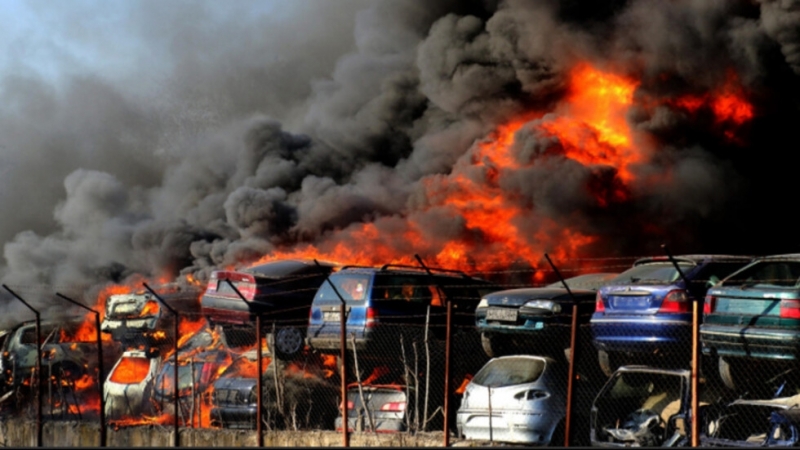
{"left": 243, "top": 259, "right": 338, "bottom": 279}
{"left": 614, "top": 365, "right": 690, "bottom": 377}
{"left": 545, "top": 273, "right": 619, "bottom": 290}
{"left": 335, "top": 264, "right": 482, "bottom": 281}
{"left": 753, "top": 253, "right": 800, "bottom": 261}
{"left": 633, "top": 255, "right": 752, "bottom": 266}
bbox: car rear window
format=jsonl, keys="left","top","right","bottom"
{"left": 110, "top": 356, "right": 151, "bottom": 384}
{"left": 314, "top": 273, "right": 372, "bottom": 305}
{"left": 472, "top": 357, "right": 546, "bottom": 388}
{"left": 612, "top": 262, "right": 694, "bottom": 285}
{"left": 722, "top": 261, "right": 800, "bottom": 288}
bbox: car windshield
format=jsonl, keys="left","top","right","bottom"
{"left": 472, "top": 357, "right": 546, "bottom": 388}
{"left": 612, "top": 262, "right": 693, "bottom": 285}
{"left": 721, "top": 261, "right": 800, "bottom": 288}
{"left": 314, "top": 273, "right": 372, "bottom": 304}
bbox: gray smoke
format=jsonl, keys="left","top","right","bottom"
{"left": 1, "top": 0, "right": 799, "bottom": 326}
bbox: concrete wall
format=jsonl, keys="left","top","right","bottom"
{"left": 0, "top": 420, "right": 449, "bottom": 447}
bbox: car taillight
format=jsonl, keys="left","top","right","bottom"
{"left": 704, "top": 295, "right": 716, "bottom": 314}
{"left": 366, "top": 307, "right": 378, "bottom": 328}
{"left": 780, "top": 299, "right": 800, "bottom": 319}
{"left": 380, "top": 401, "right": 406, "bottom": 412}
{"left": 595, "top": 291, "right": 605, "bottom": 313}
{"left": 659, "top": 289, "right": 690, "bottom": 313}
{"left": 340, "top": 400, "right": 354, "bottom": 410}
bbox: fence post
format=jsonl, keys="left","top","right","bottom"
{"left": 3, "top": 284, "right": 43, "bottom": 448}
{"left": 544, "top": 254, "right": 578, "bottom": 447}
{"left": 313, "top": 260, "right": 349, "bottom": 448}
{"left": 443, "top": 300, "right": 452, "bottom": 447}
{"left": 55, "top": 293, "right": 107, "bottom": 447}
{"left": 256, "top": 315, "right": 264, "bottom": 447}
{"left": 143, "top": 283, "right": 180, "bottom": 448}
{"left": 660, "top": 244, "right": 698, "bottom": 446}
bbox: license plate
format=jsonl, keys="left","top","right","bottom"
{"left": 323, "top": 311, "right": 341, "bottom": 322}
{"left": 612, "top": 296, "right": 650, "bottom": 308}
{"left": 486, "top": 308, "right": 518, "bottom": 322}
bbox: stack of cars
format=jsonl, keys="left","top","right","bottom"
{"left": 590, "top": 255, "right": 751, "bottom": 376}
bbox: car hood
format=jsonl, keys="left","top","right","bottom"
{"left": 485, "top": 288, "right": 595, "bottom": 307}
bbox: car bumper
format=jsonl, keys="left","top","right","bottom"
{"left": 456, "top": 410, "right": 559, "bottom": 444}
{"left": 591, "top": 317, "right": 691, "bottom": 354}
{"left": 700, "top": 324, "right": 800, "bottom": 360}
{"left": 335, "top": 414, "right": 406, "bottom": 432}
{"left": 210, "top": 406, "right": 257, "bottom": 429}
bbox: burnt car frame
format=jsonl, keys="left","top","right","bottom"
{"left": 201, "top": 259, "right": 336, "bottom": 360}
{"left": 104, "top": 349, "right": 161, "bottom": 421}
{"left": 590, "top": 365, "right": 692, "bottom": 447}
{"left": 701, "top": 393, "right": 800, "bottom": 447}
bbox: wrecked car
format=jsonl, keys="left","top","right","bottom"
{"left": 456, "top": 355, "right": 570, "bottom": 446}
{"left": 336, "top": 384, "right": 415, "bottom": 433}
{"left": 211, "top": 352, "right": 338, "bottom": 431}
{"left": 101, "top": 284, "right": 201, "bottom": 350}
{"left": 201, "top": 259, "right": 337, "bottom": 361}
{"left": 590, "top": 365, "right": 691, "bottom": 447}
{"left": 701, "top": 393, "right": 800, "bottom": 447}
{"left": 476, "top": 273, "right": 617, "bottom": 358}
{"left": 104, "top": 349, "right": 161, "bottom": 421}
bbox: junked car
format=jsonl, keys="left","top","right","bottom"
{"left": 701, "top": 254, "right": 800, "bottom": 391}
{"left": 102, "top": 284, "right": 201, "bottom": 349}
{"left": 701, "top": 393, "right": 800, "bottom": 447}
{"left": 590, "top": 365, "right": 691, "bottom": 447}
{"left": 201, "top": 259, "right": 337, "bottom": 361}
{"left": 456, "top": 355, "right": 569, "bottom": 446}
{"left": 104, "top": 349, "right": 160, "bottom": 421}
{"left": 591, "top": 255, "right": 751, "bottom": 376}
{"left": 476, "top": 273, "right": 617, "bottom": 358}
{"left": 336, "top": 384, "right": 415, "bottom": 433}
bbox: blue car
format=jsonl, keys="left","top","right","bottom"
{"left": 591, "top": 255, "right": 751, "bottom": 376}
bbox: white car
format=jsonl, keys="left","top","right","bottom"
{"left": 104, "top": 350, "right": 161, "bottom": 421}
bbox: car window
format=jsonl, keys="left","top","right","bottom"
{"left": 612, "top": 263, "right": 694, "bottom": 285}
{"left": 373, "top": 276, "right": 433, "bottom": 304}
{"left": 314, "top": 273, "right": 371, "bottom": 304}
{"left": 472, "top": 357, "right": 546, "bottom": 387}
{"left": 722, "top": 261, "right": 800, "bottom": 288}
{"left": 110, "top": 356, "right": 152, "bottom": 384}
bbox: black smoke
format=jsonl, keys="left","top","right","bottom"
{"left": 1, "top": 0, "right": 799, "bottom": 324}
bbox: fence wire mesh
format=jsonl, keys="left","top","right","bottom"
{"left": 1, "top": 259, "right": 799, "bottom": 447}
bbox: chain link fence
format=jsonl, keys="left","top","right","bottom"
{"left": 1, "top": 260, "right": 799, "bottom": 447}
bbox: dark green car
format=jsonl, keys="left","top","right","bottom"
{"left": 700, "top": 254, "right": 800, "bottom": 391}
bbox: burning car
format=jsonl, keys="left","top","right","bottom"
{"left": 590, "top": 365, "right": 691, "bottom": 447}
{"left": 475, "top": 273, "right": 617, "bottom": 359}
{"left": 201, "top": 259, "right": 337, "bottom": 361}
{"left": 101, "top": 284, "right": 201, "bottom": 349}
{"left": 211, "top": 352, "right": 339, "bottom": 431}
{"left": 104, "top": 349, "right": 161, "bottom": 421}
{"left": 701, "top": 393, "right": 800, "bottom": 447}
{"left": 456, "top": 355, "right": 569, "bottom": 446}
{"left": 1, "top": 319, "right": 108, "bottom": 392}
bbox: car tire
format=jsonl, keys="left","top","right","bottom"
{"left": 480, "top": 333, "right": 505, "bottom": 358}
{"left": 272, "top": 327, "right": 305, "bottom": 360}
{"left": 718, "top": 356, "right": 748, "bottom": 391}
{"left": 598, "top": 350, "right": 622, "bottom": 378}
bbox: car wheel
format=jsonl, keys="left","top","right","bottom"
{"left": 719, "top": 356, "right": 748, "bottom": 391}
{"left": 273, "top": 327, "right": 305, "bottom": 360}
{"left": 598, "top": 350, "right": 622, "bottom": 378}
{"left": 480, "top": 333, "right": 505, "bottom": 358}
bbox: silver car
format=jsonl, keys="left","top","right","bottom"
{"left": 456, "top": 355, "right": 567, "bottom": 445}
{"left": 104, "top": 349, "right": 161, "bottom": 421}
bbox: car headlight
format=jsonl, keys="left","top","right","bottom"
{"left": 477, "top": 298, "right": 488, "bottom": 308}
{"left": 523, "top": 300, "right": 561, "bottom": 313}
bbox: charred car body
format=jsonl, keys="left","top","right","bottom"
{"left": 104, "top": 350, "right": 161, "bottom": 421}
{"left": 1, "top": 320, "right": 107, "bottom": 392}
{"left": 701, "top": 394, "right": 800, "bottom": 447}
{"left": 590, "top": 365, "right": 691, "bottom": 447}
{"left": 201, "top": 259, "right": 337, "bottom": 360}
